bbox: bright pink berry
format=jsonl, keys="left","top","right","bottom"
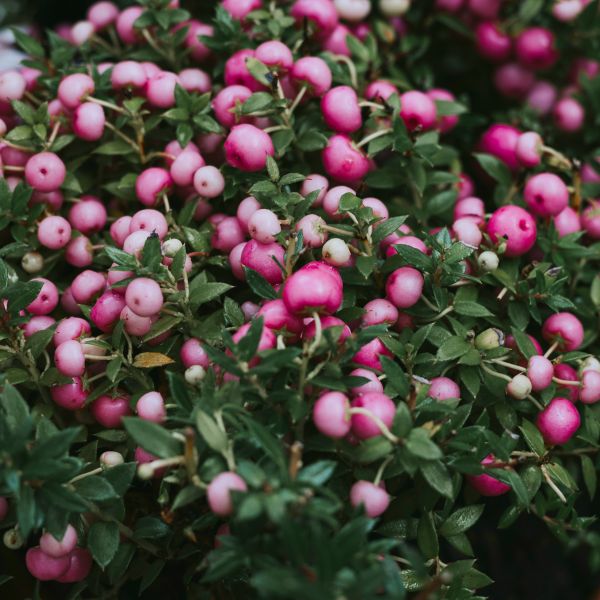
{"left": 475, "top": 21, "right": 512, "bottom": 62}
{"left": 71, "top": 270, "right": 106, "bottom": 304}
{"left": 69, "top": 196, "right": 107, "bottom": 234}
{"left": 400, "top": 90, "right": 437, "bottom": 131}
{"left": 137, "top": 391, "right": 166, "bottom": 423}
{"left": 283, "top": 261, "right": 343, "bottom": 315}
{"left": 313, "top": 391, "right": 351, "bottom": 438}
{"left": 429, "top": 377, "right": 461, "bottom": 401}
{"left": 291, "top": 0, "right": 339, "bottom": 35}
{"left": 73, "top": 102, "right": 105, "bottom": 141}
{"left": 184, "top": 20, "right": 213, "bottom": 61}
{"left": 527, "top": 355, "right": 554, "bottom": 392}
{"left": 224, "top": 49, "right": 263, "bottom": 92}
{"left": 207, "top": 472, "right": 248, "bottom": 516}
{"left": 362, "top": 299, "right": 398, "bottom": 327}
{"left": 365, "top": 80, "right": 399, "bottom": 102}
{"left": 40, "top": 524, "right": 78, "bottom": 558}
{"left": 385, "top": 267, "right": 424, "bottom": 308}
{"left": 54, "top": 317, "right": 91, "bottom": 346}
{"left": 25, "top": 152, "right": 66, "bottom": 192}
{"left": 255, "top": 40, "right": 294, "bottom": 71}
{"left": 524, "top": 173, "right": 569, "bottom": 217}
{"left": 303, "top": 315, "right": 350, "bottom": 343}
{"left": 25, "top": 547, "right": 70, "bottom": 581}
{"left": 350, "top": 392, "right": 396, "bottom": 439}
{"left": 87, "top": 1, "right": 119, "bottom": 29}
{"left": 180, "top": 338, "right": 210, "bottom": 369}
{"left": 349, "top": 368, "right": 384, "bottom": 395}
{"left": 116, "top": 6, "right": 144, "bottom": 44}
{"left": 125, "top": 278, "right": 164, "bottom": 317}
{"left": 51, "top": 377, "right": 88, "bottom": 410}
{"left": 554, "top": 363, "right": 579, "bottom": 402}
{"left": 486, "top": 205, "right": 537, "bottom": 257}
{"left": 57, "top": 73, "right": 94, "bottom": 109}
{"left": 467, "top": 454, "right": 511, "bottom": 496}
{"left": 224, "top": 124, "right": 274, "bottom": 172}
{"left": 212, "top": 85, "right": 252, "bottom": 128}
{"left": 27, "top": 278, "right": 59, "bottom": 315}
{"left": 553, "top": 207, "right": 581, "bottom": 238}
{"left": 135, "top": 167, "right": 173, "bottom": 207}
{"left": 257, "top": 299, "right": 304, "bottom": 335}
{"left": 542, "top": 312, "right": 584, "bottom": 352}
{"left": 516, "top": 132, "right": 543, "bottom": 168}
{"left": 350, "top": 481, "right": 390, "bottom": 517}
{"left": 91, "top": 393, "right": 132, "bottom": 428}
{"left": 290, "top": 57, "right": 333, "bottom": 97}
{"left": 241, "top": 240, "right": 285, "bottom": 284}
{"left": 65, "top": 236, "right": 93, "bottom": 267}
{"left": 581, "top": 201, "right": 600, "bottom": 239}
{"left": 322, "top": 134, "right": 370, "bottom": 184}
{"left": 536, "top": 397, "right": 580, "bottom": 445}
{"left": 90, "top": 291, "right": 126, "bottom": 332}
{"left": 515, "top": 27, "right": 557, "bottom": 70}
{"left": 321, "top": 86, "right": 362, "bottom": 134}
{"left": 353, "top": 338, "right": 393, "bottom": 371}
{"left": 479, "top": 123, "right": 521, "bottom": 171}
{"left": 56, "top": 547, "right": 93, "bottom": 583}
{"left": 427, "top": 88, "right": 459, "bottom": 133}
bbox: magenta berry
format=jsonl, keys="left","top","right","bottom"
{"left": 553, "top": 207, "right": 581, "bottom": 238}
{"left": 400, "top": 90, "right": 437, "bottom": 131}
{"left": 429, "top": 377, "right": 461, "bottom": 401}
{"left": 516, "top": 131, "right": 543, "bottom": 168}
{"left": 580, "top": 369, "right": 600, "bottom": 405}
{"left": 90, "top": 291, "right": 126, "bottom": 332}
{"left": 283, "top": 261, "right": 343, "bottom": 315}
{"left": 136, "top": 167, "right": 173, "bottom": 207}
{"left": 542, "top": 312, "right": 584, "bottom": 352}
{"left": 25, "top": 152, "right": 66, "bottom": 192}
{"left": 515, "top": 27, "right": 557, "bottom": 70}
{"left": 125, "top": 277, "right": 164, "bottom": 317}
{"left": 536, "top": 397, "right": 580, "bottom": 445}
{"left": 581, "top": 201, "right": 600, "bottom": 239}
{"left": 322, "top": 134, "right": 370, "bottom": 184}
{"left": 527, "top": 355, "right": 554, "bottom": 392}
{"left": 486, "top": 205, "right": 537, "bottom": 257}
{"left": 180, "top": 338, "right": 210, "bottom": 368}
{"left": 350, "top": 481, "right": 390, "bottom": 517}
{"left": 290, "top": 57, "right": 333, "bottom": 97}
{"left": 353, "top": 338, "right": 393, "bottom": 371}
{"left": 224, "top": 124, "right": 274, "bottom": 172}
{"left": 313, "top": 391, "right": 352, "bottom": 438}
{"left": 257, "top": 299, "right": 304, "bottom": 335}
{"left": 385, "top": 267, "right": 424, "bottom": 308}
{"left": 91, "top": 393, "right": 132, "bottom": 428}
{"left": 212, "top": 85, "right": 252, "bottom": 128}
{"left": 57, "top": 73, "right": 94, "bottom": 109}
{"left": 51, "top": 377, "right": 88, "bottom": 410}
{"left": 27, "top": 278, "right": 59, "bottom": 315}
{"left": 241, "top": 240, "right": 285, "bottom": 285}
{"left": 321, "top": 86, "right": 362, "bottom": 134}
{"left": 303, "top": 315, "right": 350, "bottom": 343}
{"left": 350, "top": 392, "right": 396, "bottom": 439}
{"left": 137, "top": 391, "right": 166, "bottom": 423}
{"left": 475, "top": 21, "right": 512, "bottom": 62}
{"left": 479, "top": 123, "right": 521, "bottom": 171}
{"left": 291, "top": 0, "right": 339, "bottom": 35}
{"left": 40, "top": 524, "right": 78, "bottom": 558}
{"left": 467, "top": 454, "right": 511, "bottom": 496}
{"left": 224, "top": 49, "right": 263, "bottom": 91}
{"left": 255, "top": 40, "right": 294, "bottom": 72}
{"left": 554, "top": 363, "right": 580, "bottom": 402}
{"left": 207, "top": 471, "right": 248, "bottom": 516}
{"left": 25, "top": 547, "right": 70, "bottom": 581}
{"left": 553, "top": 97, "right": 585, "bottom": 133}
{"left": 349, "top": 368, "right": 384, "bottom": 395}
{"left": 56, "top": 548, "right": 93, "bottom": 583}
{"left": 524, "top": 173, "right": 569, "bottom": 217}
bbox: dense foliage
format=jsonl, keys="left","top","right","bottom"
{"left": 0, "top": 0, "right": 600, "bottom": 597}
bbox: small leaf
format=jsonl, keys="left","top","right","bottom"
{"left": 244, "top": 267, "right": 278, "bottom": 300}
{"left": 581, "top": 455, "right": 597, "bottom": 499}
{"left": 196, "top": 410, "right": 228, "bottom": 453}
{"left": 439, "top": 505, "right": 484, "bottom": 537}
{"left": 88, "top": 521, "right": 119, "bottom": 568}
{"left": 406, "top": 429, "right": 442, "bottom": 460}
{"left": 122, "top": 417, "right": 180, "bottom": 459}
{"left": 133, "top": 352, "right": 175, "bottom": 368}
{"left": 436, "top": 336, "right": 471, "bottom": 361}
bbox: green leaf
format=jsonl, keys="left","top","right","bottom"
{"left": 439, "top": 505, "right": 484, "bottom": 537}
{"left": 421, "top": 461, "right": 454, "bottom": 499}
{"left": 519, "top": 420, "right": 546, "bottom": 456}
{"left": 266, "top": 155, "right": 279, "bottom": 181}
{"left": 94, "top": 140, "right": 136, "bottom": 155}
{"left": 196, "top": 410, "right": 228, "bottom": 453}
{"left": 581, "top": 455, "right": 597, "bottom": 499}
{"left": 122, "top": 418, "right": 180, "bottom": 459}
{"left": 473, "top": 153, "right": 512, "bottom": 186}
{"left": 436, "top": 336, "right": 471, "bottom": 361}
{"left": 297, "top": 460, "right": 336, "bottom": 486}
{"left": 372, "top": 216, "right": 408, "bottom": 244}
{"left": 406, "top": 429, "right": 442, "bottom": 460}
{"left": 189, "top": 280, "right": 233, "bottom": 309}
{"left": 243, "top": 267, "right": 278, "bottom": 300}
{"left": 417, "top": 512, "right": 438, "bottom": 559}
{"left": 74, "top": 476, "right": 119, "bottom": 501}
{"left": 454, "top": 302, "right": 493, "bottom": 318}
{"left": 510, "top": 327, "right": 537, "bottom": 359}
{"left": 88, "top": 521, "right": 119, "bottom": 568}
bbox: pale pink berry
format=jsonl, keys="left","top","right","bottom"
{"left": 486, "top": 205, "right": 537, "bottom": 257}
{"left": 524, "top": 173, "right": 569, "bottom": 217}
{"left": 54, "top": 317, "right": 91, "bottom": 346}
{"left": 290, "top": 57, "right": 333, "bottom": 97}
{"left": 283, "top": 261, "right": 343, "bottom": 315}
{"left": 255, "top": 40, "right": 294, "bottom": 71}
{"left": 581, "top": 201, "right": 600, "bottom": 239}
{"left": 516, "top": 131, "right": 543, "bottom": 168}
{"left": 137, "top": 391, "right": 166, "bottom": 423}
{"left": 580, "top": 370, "right": 600, "bottom": 405}
{"left": 54, "top": 340, "right": 85, "bottom": 377}
{"left": 38, "top": 215, "right": 71, "bottom": 249}
{"left": 429, "top": 377, "right": 461, "bottom": 401}
{"left": 26, "top": 547, "right": 70, "bottom": 581}
{"left": 100, "top": 451, "right": 124, "bottom": 467}
{"left": 91, "top": 394, "right": 131, "bottom": 428}
{"left": 362, "top": 299, "right": 398, "bottom": 327}
{"left": 323, "top": 185, "right": 355, "bottom": 218}
{"left": 313, "top": 391, "right": 351, "bottom": 438}
{"left": 61, "top": 287, "right": 82, "bottom": 315}
{"left": 0, "top": 70, "right": 26, "bottom": 105}
{"left": 24, "top": 316, "right": 55, "bottom": 338}
{"left": 88, "top": 1, "right": 119, "bottom": 29}
{"left": 453, "top": 218, "right": 482, "bottom": 247}
{"left": 135, "top": 167, "right": 173, "bottom": 207}
{"left": 184, "top": 20, "right": 213, "bottom": 61}
{"left": 349, "top": 368, "right": 384, "bottom": 395}
{"left": 116, "top": 6, "right": 143, "bottom": 44}
{"left": 72, "top": 102, "right": 105, "bottom": 141}
{"left": 334, "top": 0, "right": 371, "bottom": 21}
{"left": 365, "top": 80, "right": 398, "bottom": 101}
{"left": 236, "top": 196, "right": 261, "bottom": 233}
{"left": 27, "top": 278, "right": 59, "bottom": 315}
{"left": 146, "top": 71, "right": 179, "bottom": 108}
{"left": 71, "top": 270, "right": 105, "bottom": 304}
{"left": 537, "top": 397, "right": 580, "bottom": 445}
{"left": 400, "top": 90, "right": 437, "bottom": 131}
{"left": 542, "top": 312, "right": 584, "bottom": 352}
{"left": 386, "top": 267, "right": 424, "bottom": 308}
{"left": 363, "top": 197, "right": 388, "bottom": 220}
{"left": 56, "top": 548, "right": 93, "bottom": 583}
{"left": 507, "top": 373, "right": 532, "bottom": 399}
{"left": 241, "top": 240, "right": 285, "bottom": 284}
{"left": 454, "top": 196, "right": 485, "bottom": 224}
{"left": 71, "top": 21, "right": 95, "bottom": 45}
{"left": 180, "top": 338, "right": 210, "bottom": 368}
{"left": 170, "top": 150, "right": 205, "bottom": 187}
{"left": 467, "top": 454, "right": 511, "bottom": 496}
{"left": 296, "top": 214, "right": 328, "bottom": 248}
{"left": 65, "top": 236, "right": 93, "bottom": 268}
{"left": 553, "top": 97, "right": 585, "bottom": 133}
{"left": 321, "top": 86, "right": 362, "bottom": 134}
{"left": 130, "top": 209, "right": 168, "bottom": 240}
{"left": 256, "top": 299, "right": 304, "bottom": 335}
{"left": 110, "top": 216, "right": 133, "bottom": 247}
{"left": 552, "top": 0, "right": 585, "bottom": 21}
{"left": 57, "top": 73, "right": 94, "bottom": 109}
{"left": 350, "top": 392, "right": 396, "bottom": 439}
{"left": 111, "top": 60, "right": 147, "bottom": 89}
{"left": 90, "top": 291, "right": 126, "bottom": 332}
{"left": 386, "top": 235, "right": 429, "bottom": 257}
{"left": 553, "top": 207, "right": 581, "bottom": 238}
{"left": 40, "top": 524, "right": 78, "bottom": 558}
{"left": 51, "top": 377, "right": 88, "bottom": 410}
{"left": 350, "top": 481, "right": 390, "bottom": 517}
{"left": 527, "top": 355, "right": 554, "bottom": 392}
{"left": 248, "top": 209, "right": 281, "bottom": 244}
{"left": 515, "top": 27, "right": 557, "bottom": 70}
{"left": 322, "top": 134, "right": 370, "bottom": 184}
{"left": 120, "top": 306, "right": 152, "bottom": 336}
{"left": 68, "top": 196, "right": 107, "bottom": 234}
{"left": 479, "top": 123, "right": 521, "bottom": 171}
{"left": 291, "top": 0, "right": 339, "bottom": 35}
{"left": 123, "top": 230, "right": 152, "bottom": 257}
{"left": 322, "top": 238, "right": 351, "bottom": 266}
{"left": 212, "top": 217, "right": 245, "bottom": 253}
{"left": 125, "top": 278, "right": 164, "bottom": 317}
{"left": 322, "top": 23, "right": 352, "bottom": 56}
{"left": 193, "top": 165, "right": 225, "bottom": 198}
{"left": 179, "top": 68, "right": 211, "bottom": 93}
{"left": 207, "top": 472, "right": 247, "bottom": 516}
{"left": 224, "top": 124, "right": 274, "bottom": 172}
{"left": 25, "top": 152, "right": 66, "bottom": 192}
{"left": 526, "top": 80, "right": 558, "bottom": 115}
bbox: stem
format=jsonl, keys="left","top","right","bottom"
{"left": 541, "top": 464, "right": 567, "bottom": 504}
{"left": 46, "top": 121, "right": 61, "bottom": 149}
{"left": 321, "top": 224, "right": 354, "bottom": 237}
{"left": 104, "top": 121, "right": 139, "bottom": 151}
{"left": 87, "top": 96, "right": 126, "bottom": 114}
{"left": 333, "top": 55, "right": 358, "bottom": 89}
{"left": 374, "top": 456, "right": 394, "bottom": 486}
{"left": 162, "top": 192, "right": 171, "bottom": 214}
{"left": 526, "top": 394, "right": 544, "bottom": 411}
{"left": 496, "top": 287, "right": 509, "bottom": 301}
{"left": 348, "top": 407, "right": 400, "bottom": 444}
{"left": 307, "top": 312, "right": 322, "bottom": 355}
{"left": 544, "top": 341, "right": 559, "bottom": 359}
{"left": 289, "top": 85, "right": 307, "bottom": 115}
{"left": 69, "top": 467, "right": 103, "bottom": 484}
{"left": 421, "top": 296, "right": 438, "bottom": 312}
{"left": 552, "top": 377, "right": 581, "bottom": 387}
{"left": 356, "top": 128, "right": 392, "bottom": 149}
{"left": 481, "top": 363, "right": 512, "bottom": 383}
{"left": 288, "top": 441, "right": 303, "bottom": 480}
{"left": 359, "top": 100, "right": 384, "bottom": 110}
{"left": 263, "top": 125, "right": 289, "bottom": 134}
{"left": 490, "top": 359, "right": 527, "bottom": 373}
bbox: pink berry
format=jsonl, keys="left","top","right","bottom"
{"left": 479, "top": 123, "right": 521, "bottom": 171}
{"left": 453, "top": 218, "right": 483, "bottom": 247}
{"left": 553, "top": 207, "right": 581, "bottom": 238}
{"left": 527, "top": 355, "right": 554, "bottom": 392}
{"left": 224, "top": 49, "right": 263, "bottom": 92}
{"left": 207, "top": 472, "right": 248, "bottom": 516}
{"left": 212, "top": 216, "right": 245, "bottom": 253}
{"left": 303, "top": 315, "right": 350, "bottom": 343}
{"left": 385, "top": 267, "right": 424, "bottom": 308}
{"left": 283, "top": 261, "right": 343, "bottom": 315}
{"left": 24, "top": 316, "right": 55, "bottom": 337}
{"left": 581, "top": 201, "right": 600, "bottom": 239}
{"left": 362, "top": 299, "right": 398, "bottom": 327}
{"left": 40, "top": 524, "right": 78, "bottom": 558}
{"left": 322, "top": 24, "right": 352, "bottom": 56}
{"left": 494, "top": 63, "right": 535, "bottom": 99}
{"left": 51, "top": 377, "right": 88, "bottom": 410}
{"left": 38, "top": 215, "right": 71, "bottom": 249}
{"left": 56, "top": 547, "right": 93, "bottom": 583}
{"left": 54, "top": 317, "right": 91, "bottom": 346}
{"left": 475, "top": 21, "right": 512, "bottom": 62}
{"left": 321, "top": 86, "right": 362, "bottom": 134}
{"left": 120, "top": 306, "right": 153, "bottom": 336}
{"left": 322, "top": 134, "right": 370, "bottom": 184}
{"left": 130, "top": 209, "right": 168, "bottom": 240}
{"left": 184, "top": 21, "right": 213, "bottom": 61}
{"left": 542, "top": 312, "right": 584, "bottom": 352}
{"left": 91, "top": 394, "right": 131, "bottom": 428}
{"left": 427, "top": 88, "right": 459, "bottom": 133}
{"left": 224, "top": 124, "right": 274, "bottom": 172}
{"left": 350, "top": 392, "right": 396, "bottom": 439}
{"left": 0, "top": 70, "right": 26, "bottom": 105}
{"left": 137, "top": 391, "right": 166, "bottom": 423}
{"left": 25, "top": 152, "right": 66, "bottom": 192}
{"left": 88, "top": 1, "right": 119, "bottom": 29}
{"left": 255, "top": 40, "right": 294, "bottom": 71}
{"left": 27, "top": 278, "right": 59, "bottom": 315}
{"left": 353, "top": 338, "right": 393, "bottom": 371}
{"left": 256, "top": 299, "right": 304, "bottom": 335}
{"left": 349, "top": 368, "right": 384, "bottom": 395}
{"left": 90, "top": 291, "right": 126, "bottom": 332}
{"left": 179, "top": 68, "right": 211, "bottom": 93}
{"left": 222, "top": 0, "right": 262, "bottom": 20}
{"left": 365, "top": 80, "right": 399, "bottom": 102}
{"left": 554, "top": 363, "right": 580, "bottom": 402}
{"left": 71, "top": 270, "right": 106, "bottom": 304}
{"left": 291, "top": 0, "right": 339, "bottom": 35}
{"left": 429, "top": 377, "right": 461, "bottom": 401}
{"left": 69, "top": 196, "right": 107, "bottom": 234}
{"left": 467, "top": 454, "right": 511, "bottom": 496}
{"left": 580, "top": 370, "right": 600, "bottom": 405}
{"left": 116, "top": 6, "right": 144, "bottom": 44}
{"left": 524, "top": 173, "right": 569, "bottom": 217}
{"left": 241, "top": 240, "right": 285, "bottom": 285}
{"left": 350, "top": 481, "right": 390, "bottom": 517}
{"left": 193, "top": 165, "right": 225, "bottom": 198}
{"left": 110, "top": 216, "right": 133, "bottom": 247}
{"left": 334, "top": 0, "right": 371, "bottom": 21}
{"left": 290, "top": 57, "right": 333, "bottom": 97}
{"left": 296, "top": 214, "right": 328, "bottom": 248}
{"left": 57, "top": 73, "right": 94, "bottom": 109}
{"left": 553, "top": 97, "right": 585, "bottom": 133}
{"left": 125, "top": 278, "right": 164, "bottom": 317}
{"left": 212, "top": 85, "right": 252, "bottom": 128}
{"left": 526, "top": 80, "right": 558, "bottom": 115}
{"left": 170, "top": 150, "right": 205, "bottom": 187}
{"left": 536, "top": 397, "right": 580, "bottom": 445}
{"left": 322, "top": 185, "right": 355, "bottom": 218}
{"left": 72, "top": 102, "right": 105, "bottom": 141}
{"left": 313, "top": 391, "right": 351, "bottom": 438}
{"left": 65, "top": 236, "right": 93, "bottom": 267}
{"left": 146, "top": 71, "right": 180, "bottom": 108}
{"left": 516, "top": 132, "right": 543, "bottom": 168}
{"left": 25, "top": 547, "right": 70, "bottom": 581}
{"left": 400, "top": 90, "right": 437, "bottom": 131}
{"left": 111, "top": 60, "right": 147, "bottom": 89}
{"left": 486, "top": 205, "right": 537, "bottom": 257}
{"left": 248, "top": 209, "right": 281, "bottom": 244}
{"left": 515, "top": 27, "right": 557, "bottom": 70}
{"left": 54, "top": 340, "right": 86, "bottom": 377}
{"left": 135, "top": 167, "right": 173, "bottom": 207}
